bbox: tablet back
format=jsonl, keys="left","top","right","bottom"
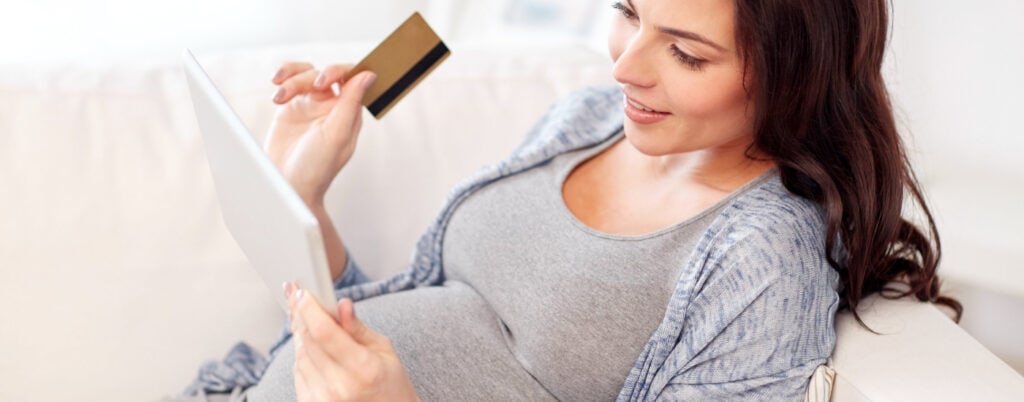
{"left": 182, "top": 49, "right": 338, "bottom": 319}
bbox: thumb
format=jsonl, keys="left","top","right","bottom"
{"left": 337, "top": 298, "right": 384, "bottom": 346}
{"left": 322, "top": 71, "right": 377, "bottom": 134}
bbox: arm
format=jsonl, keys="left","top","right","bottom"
{"left": 308, "top": 200, "right": 371, "bottom": 289}
{"left": 263, "top": 61, "right": 377, "bottom": 284}
{"left": 309, "top": 202, "right": 348, "bottom": 282}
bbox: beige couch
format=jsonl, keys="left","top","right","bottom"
{"left": 0, "top": 43, "right": 1020, "bottom": 402}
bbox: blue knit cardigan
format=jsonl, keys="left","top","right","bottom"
{"left": 188, "top": 86, "right": 840, "bottom": 401}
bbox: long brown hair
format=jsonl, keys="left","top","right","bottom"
{"left": 733, "top": 0, "right": 962, "bottom": 323}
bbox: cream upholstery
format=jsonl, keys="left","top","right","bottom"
{"left": 832, "top": 294, "right": 1024, "bottom": 401}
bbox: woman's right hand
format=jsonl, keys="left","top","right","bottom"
{"left": 265, "top": 62, "right": 377, "bottom": 207}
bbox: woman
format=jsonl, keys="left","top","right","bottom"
{"left": 186, "top": 0, "right": 960, "bottom": 400}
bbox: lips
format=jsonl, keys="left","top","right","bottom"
{"left": 626, "top": 97, "right": 665, "bottom": 113}
{"left": 623, "top": 95, "right": 670, "bottom": 124}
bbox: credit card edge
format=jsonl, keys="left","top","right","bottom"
{"left": 369, "top": 42, "right": 450, "bottom": 118}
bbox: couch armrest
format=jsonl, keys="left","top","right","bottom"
{"left": 832, "top": 294, "right": 1024, "bottom": 401}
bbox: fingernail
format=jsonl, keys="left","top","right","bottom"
{"left": 314, "top": 74, "right": 325, "bottom": 88}
{"left": 273, "top": 88, "right": 286, "bottom": 103}
{"left": 282, "top": 282, "right": 292, "bottom": 299}
{"left": 272, "top": 68, "right": 285, "bottom": 83}
{"left": 294, "top": 288, "right": 304, "bottom": 302}
{"left": 361, "top": 73, "right": 377, "bottom": 91}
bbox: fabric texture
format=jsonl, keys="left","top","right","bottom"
{"left": 186, "top": 85, "right": 841, "bottom": 401}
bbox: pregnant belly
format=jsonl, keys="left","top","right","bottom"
{"left": 247, "top": 281, "right": 557, "bottom": 402}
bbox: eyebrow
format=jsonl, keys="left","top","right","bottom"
{"left": 657, "top": 26, "right": 728, "bottom": 52}
{"left": 626, "top": 0, "right": 728, "bottom": 52}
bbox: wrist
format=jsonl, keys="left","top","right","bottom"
{"left": 283, "top": 173, "right": 327, "bottom": 212}
{"left": 300, "top": 193, "right": 326, "bottom": 213}
{"left": 308, "top": 203, "right": 329, "bottom": 220}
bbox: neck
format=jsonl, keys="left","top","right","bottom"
{"left": 624, "top": 138, "right": 775, "bottom": 193}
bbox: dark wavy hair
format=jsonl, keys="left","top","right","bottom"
{"left": 733, "top": 0, "right": 962, "bottom": 323}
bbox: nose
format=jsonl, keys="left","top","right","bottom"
{"left": 612, "top": 33, "right": 657, "bottom": 89}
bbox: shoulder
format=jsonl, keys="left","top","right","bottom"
{"left": 700, "top": 174, "right": 834, "bottom": 284}
{"left": 669, "top": 175, "right": 839, "bottom": 388}
{"left": 722, "top": 174, "right": 828, "bottom": 242}
{"left": 683, "top": 174, "right": 840, "bottom": 326}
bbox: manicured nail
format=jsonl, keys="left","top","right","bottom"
{"left": 272, "top": 68, "right": 285, "bottom": 83}
{"left": 361, "top": 73, "right": 377, "bottom": 90}
{"left": 273, "top": 88, "right": 286, "bottom": 103}
{"left": 314, "top": 74, "right": 325, "bottom": 88}
{"left": 294, "top": 288, "right": 304, "bottom": 302}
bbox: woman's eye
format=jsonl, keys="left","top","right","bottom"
{"left": 612, "top": 2, "right": 637, "bottom": 20}
{"left": 670, "top": 46, "right": 707, "bottom": 71}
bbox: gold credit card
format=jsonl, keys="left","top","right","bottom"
{"left": 345, "top": 12, "right": 450, "bottom": 119}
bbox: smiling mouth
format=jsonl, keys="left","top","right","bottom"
{"left": 625, "top": 97, "right": 668, "bottom": 114}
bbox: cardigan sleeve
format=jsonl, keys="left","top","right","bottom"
{"left": 332, "top": 247, "right": 372, "bottom": 291}
{"left": 654, "top": 214, "right": 840, "bottom": 401}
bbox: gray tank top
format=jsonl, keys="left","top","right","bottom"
{"left": 249, "top": 133, "right": 770, "bottom": 401}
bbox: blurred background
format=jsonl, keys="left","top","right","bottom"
{"left": 0, "top": 0, "right": 1021, "bottom": 400}
{"left": 0, "top": 0, "right": 609, "bottom": 65}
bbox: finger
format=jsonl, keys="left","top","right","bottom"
{"left": 293, "top": 347, "right": 313, "bottom": 402}
{"left": 313, "top": 63, "right": 356, "bottom": 91}
{"left": 294, "top": 321, "right": 361, "bottom": 400}
{"left": 272, "top": 61, "right": 315, "bottom": 85}
{"left": 273, "top": 69, "right": 321, "bottom": 105}
{"left": 290, "top": 285, "right": 373, "bottom": 371}
{"left": 337, "top": 298, "right": 386, "bottom": 348}
{"left": 286, "top": 283, "right": 310, "bottom": 336}
{"left": 293, "top": 337, "right": 333, "bottom": 402}
{"left": 288, "top": 286, "right": 337, "bottom": 401}
{"left": 295, "top": 325, "right": 346, "bottom": 380}
{"left": 322, "top": 71, "right": 377, "bottom": 134}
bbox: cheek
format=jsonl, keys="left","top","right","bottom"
{"left": 665, "top": 72, "right": 749, "bottom": 118}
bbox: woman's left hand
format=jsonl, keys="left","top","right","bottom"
{"left": 285, "top": 283, "right": 420, "bottom": 402}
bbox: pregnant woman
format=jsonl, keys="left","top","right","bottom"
{"left": 184, "top": 0, "right": 960, "bottom": 400}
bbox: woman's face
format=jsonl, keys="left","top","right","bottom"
{"left": 608, "top": 0, "right": 754, "bottom": 157}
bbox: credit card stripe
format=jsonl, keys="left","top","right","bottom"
{"left": 368, "top": 41, "right": 450, "bottom": 116}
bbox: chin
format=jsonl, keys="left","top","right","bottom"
{"left": 622, "top": 122, "right": 685, "bottom": 156}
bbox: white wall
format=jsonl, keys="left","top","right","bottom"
{"left": 0, "top": 0, "right": 428, "bottom": 65}
{"left": 884, "top": 1, "right": 1024, "bottom": 297}
{"left": 884, "top": 0, "right": 1024, "bottom": 374}
{"left": 0, "top": 0, "right": 617, "bottom": 65}
{"left": 888, "top": 1, "right": 1024, "bottom": 175}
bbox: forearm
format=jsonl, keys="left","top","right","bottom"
{"left": 309, "top": 203, "right": 347, "bottom": 282}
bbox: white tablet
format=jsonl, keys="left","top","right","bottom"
{"left": 182, "top": 49, "right": 338, "bottom": 319}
